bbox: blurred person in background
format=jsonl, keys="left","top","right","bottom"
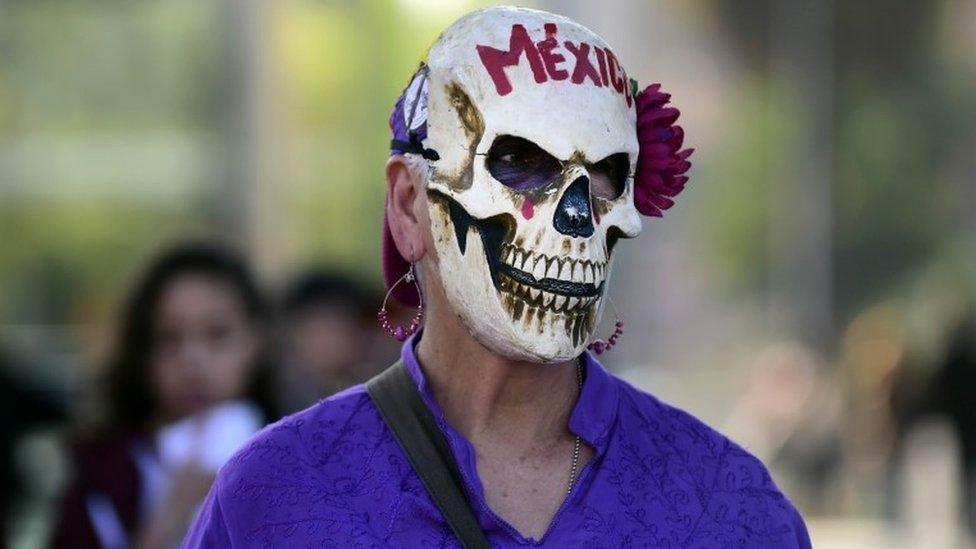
{"left": 1, "top": 348, "right": 67, "bottom": 545}
{"left": 49, "top": 242, "right": 278, "bottom": 549}
{"left": 933, "top": 312, "right": 976, "bottom": 536}
{"left": 276, "top": 271, "right": 373, "bottom": 412}
{"left": 723, "top": 342, "right": 845, "bottom": 514}
{"left": 890, "top": 310, "right": 976, "bottom": 541}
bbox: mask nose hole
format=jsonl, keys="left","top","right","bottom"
{"left": 553, "top": 176, "right": 594, "bottom": 238}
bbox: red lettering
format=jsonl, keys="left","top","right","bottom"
{"left": 475, "top": 24, "right": 547, "bottom": 96}
{"left": 607, "top": 50, "right": 624, "bottom": 93}
{"left": 475, "top": 23, "right": 632, "bottom": 108}
{"left": 623, "top": 70, "right": 633, "bottom": 107}
{"left": 596, "top": 47, "right": 609, "bottom": 86}
{"left": 565, "top": 41, "right": 602, "bottom": 86}
{"left": 537, "top": 23, "right": 568, "bottom": 81}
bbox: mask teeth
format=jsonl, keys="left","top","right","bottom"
{"left": 501, "top": 243, "right": 607, "bottom": 284}
{"left": 499, "top": 273, "right": 598, "bottom": 316}
{"left": 559, "top": 259, "right": 572, "bottom": 280}
{"left": 546, "top": 257, "right": 560, "bottom": 279}
{"left": 532, "top": 255, "right": 547, "bottom": 280}
{"left": 501, "top": 244, "right": 606, "bottom": 284}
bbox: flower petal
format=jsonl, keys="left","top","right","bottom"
{"left": 633, "top": 84, "right": 693, "bottom": 219}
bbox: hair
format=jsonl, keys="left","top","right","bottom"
{"left": 281, "top": 270, "right": 371, "bottom": 321}
{"left": 102, "top": 241, "right": 278, "bottom": 433}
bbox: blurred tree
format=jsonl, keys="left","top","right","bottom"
{"left": 706, "top": 0, "right": 975, "bottom": 339}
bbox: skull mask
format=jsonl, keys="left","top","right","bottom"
{"left": 399, "top": 7, "right": 643, "bottom": 363}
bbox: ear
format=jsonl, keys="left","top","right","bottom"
{"left": 386, "top": 155, "right": 427, "bottom": 263}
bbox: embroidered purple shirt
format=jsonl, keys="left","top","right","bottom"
{"left": 185, "top": 334, "right": 811, "bottom": 548}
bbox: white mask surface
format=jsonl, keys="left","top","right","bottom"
{"left": 410, "top": 7, "right": 643, "bottom": 363}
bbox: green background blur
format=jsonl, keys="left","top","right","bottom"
{"left": 2, "top": 1, "right": 974, "bottom": 547}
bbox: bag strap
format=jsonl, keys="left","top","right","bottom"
{"left": 366, "top": 361, "right": 490, "bottom": 549}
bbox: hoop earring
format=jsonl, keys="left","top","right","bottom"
{"left": 377, "top": 264, "right": 424, "bottom": 342}
{"left": 587, "top": 299, "right": 624, "bottom": 355}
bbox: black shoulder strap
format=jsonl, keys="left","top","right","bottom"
{"left": 366, "top": 361, "right": 490, "bottom": 549}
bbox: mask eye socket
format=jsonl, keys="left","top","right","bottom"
{"left": 588, "top": 153, "right": 630, "bottom": 200}
{"left": 486, "top": 135, "right": 562, "bottom": 192}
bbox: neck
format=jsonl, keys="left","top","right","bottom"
{"left": 415, "top": 298, "right": 580, "bottom": 447}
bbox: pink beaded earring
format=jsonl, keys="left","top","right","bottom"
{"left": 377, "top": 264, "right": 424, "bottom": 342}
{"left": 587, "top": 300, "right": 624, "bottom": 355}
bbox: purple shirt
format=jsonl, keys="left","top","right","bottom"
{"left": 185, "top": 335, "right": 811, "bottom": 547}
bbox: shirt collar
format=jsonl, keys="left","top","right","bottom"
{"left": 399, "top": 331, "right": 619, "bottom": 452}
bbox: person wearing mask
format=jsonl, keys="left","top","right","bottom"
{"left": 186, "top": 8, "right": 810, "bottom": 547}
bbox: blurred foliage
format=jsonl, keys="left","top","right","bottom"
{"left": 831, "top": 0, "right": 975, "bottom": 320}
{"left": 703, "top": 0, "right": 976, "bottom": 325}
{"left": 0, "top": 0, "right": 498, "bottom": 326}
{"left": 699, "top": 80, "right": 792, "bottom": 293}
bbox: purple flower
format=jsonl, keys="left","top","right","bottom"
{"left": 634, "top": 84, "right": 694, "bottom": 217}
